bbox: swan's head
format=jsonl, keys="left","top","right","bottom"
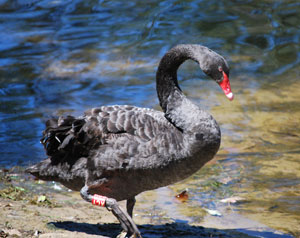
{"left": 200, "top": 51, "right": 234, "bottom": 101}
{"left": 216, "top": 65, "right": 234, "bottom": 101}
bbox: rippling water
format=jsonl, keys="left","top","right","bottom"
{"left": 0, "top": 0, "right": 299, "bottom": 236}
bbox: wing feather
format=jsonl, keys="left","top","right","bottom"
{"left": 40, "top": 105, "right": 182, "bottom": 173}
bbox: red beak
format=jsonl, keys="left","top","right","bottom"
{"left": 218, "top": 71, "right": 234, "bottom": 101}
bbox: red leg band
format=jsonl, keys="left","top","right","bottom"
{"left": 92, "top": 194, "right": 107, "bottom": 207}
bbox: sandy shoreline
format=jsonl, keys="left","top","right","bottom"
{"left": 0, "top": 168, "right": 294, "bottom": 238}
{"left": 0, "top": 191, "right": 254, "bottom": 238}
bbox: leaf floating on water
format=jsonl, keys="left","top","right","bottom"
{"left": 203, "top": 208, "right": 222, "bottom": 216}
{"left": 220, "top": 196, "right": 245, "bottom": 204}
{"left": 175, "top": 189, "right": 189, "bottom": 202}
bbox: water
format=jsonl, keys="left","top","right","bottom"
{"left": 0, "top": 0, "right": 299, "bottom": 236}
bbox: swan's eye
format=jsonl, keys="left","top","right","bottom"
{"left": 218, "top": 66, "right": 223, "bottom": 72}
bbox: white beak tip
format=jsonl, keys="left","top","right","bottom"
{"left": 226, "top": 92, "right": 234, "bottom": 101}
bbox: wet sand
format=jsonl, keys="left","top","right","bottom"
{"left": 0, "top": 169, "right": 293, "bottom": 238}
{"left": 0, "top": 190, "right": 256, "bottom": 238}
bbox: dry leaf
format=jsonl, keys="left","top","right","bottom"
{"left": 175, "top": 189, "right": 189, "bottom": 202}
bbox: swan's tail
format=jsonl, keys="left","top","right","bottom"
{"left": 41, "top": 116, "right": 87, "bottom": 164}
{"left": 26, "top": 158, "right": 58, "bottom": 181}
{"left": 26, "top": 157, "right": 86, "bottom": 191}
{"left": 26, "top": 116, "right": 89, "bottom": 190}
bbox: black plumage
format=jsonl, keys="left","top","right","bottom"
{"left": 27, "top": 44, "right": 233, "bottom": 237}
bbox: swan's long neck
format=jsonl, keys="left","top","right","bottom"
{"left": 156, "top": 45, "right": 211, "bottom": 131}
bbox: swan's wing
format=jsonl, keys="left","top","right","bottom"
{"left": 85, "top": 105, "right": 166, "bottom": 142}
{"left": 41, "top": 105, "right": 183, "bottom": 171}
{"left": 84, "top": 105, "right": 184, "bottom": 169}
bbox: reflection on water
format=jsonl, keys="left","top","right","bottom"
{"left": 0, "top": 0, "right": 299, "bottom": 236}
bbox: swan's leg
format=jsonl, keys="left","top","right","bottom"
{"left": 126, "top": 197, "right": 136, "bottom": 218}
{"left": 116, "top": 197, "right": 137, "bottom": 238}
{"left": 80, "top": 185, "right": 142, "bottom": 238}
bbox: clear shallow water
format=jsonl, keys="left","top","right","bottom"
{"left": 0, "top": 0, "right": 299, "bottom": 236}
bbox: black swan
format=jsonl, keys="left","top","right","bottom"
{"left": 26, "top": 44, "right": 233, "bottom": 237}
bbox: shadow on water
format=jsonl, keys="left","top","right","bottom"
{"left": 49, "top": 221, "right": 293, "bottom": 238}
